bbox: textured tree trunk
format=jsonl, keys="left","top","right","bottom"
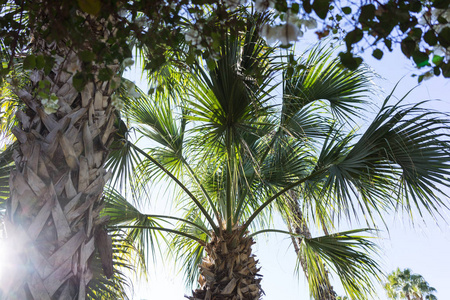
{"left": 286, "top": 194, "right": 336, "bottom": 300}
{"left": 189, "top": 228, "right": 263, "bottom": 300}
{"left": 3, "top": 14, "right": 117, "bottom": 300}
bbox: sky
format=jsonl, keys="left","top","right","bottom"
{"left": 125, "top": 33, "right": 450, "bottom": 300}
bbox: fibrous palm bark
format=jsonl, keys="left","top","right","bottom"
{"left": 189, "top": 228, "right": 263, "bottom": 300}
{"left": 3, "top": 13, "right": 118, "bottom": 299}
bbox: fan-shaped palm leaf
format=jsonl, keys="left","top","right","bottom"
{"left": 299, "top": 229, "right": 382, "bottom": 300}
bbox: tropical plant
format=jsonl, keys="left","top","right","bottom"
{"left": 0, "top": 65, "right": 144, "bottom": 300}
{"left": 0, "top": 3, "right": 148, "bottom": 298}
{"left": 384, "top": 268, "right": 438, "bottom": 300}
{"left": 0, "top": 1, "right": 449, "bottom": 298}
{"left": 105, "top": 16, "right": 450, "bottom": 300}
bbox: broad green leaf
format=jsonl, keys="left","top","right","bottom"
{"left": 312, "top": 0, "right": 330, "bottom": 19}
{"left": 23, "top": 55, "right": 36, "bottom": 70}
{"left": 372, "top": 49, "right": 383, "bottom": 60}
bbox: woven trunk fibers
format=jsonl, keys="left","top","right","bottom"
{"left": 3, "top": 14, "right": 118, "bottom": 300}
{"left": 189, "top": 228, "right": 263, "bottom": 300}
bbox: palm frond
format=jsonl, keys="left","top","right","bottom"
{"left": 305, "top": 96, "right": 450, "bottom": 225}
{"left": 344, "top": 97, "right": 450, "bottom": 217}
{"left": 169, "top": 207, "right": 210, "bottom": 289}
{"left": 184, "top": 18, "right": 277, "bottom": 154}
{"left": 282, "top": 44, "right": 373, "bottom": 123}
{"left": 103, "top": 187, "right": 165, "bottom": 273}
{"left": 299, "top": 229, "right": 382, "bottom": 300}
{"left": 105, "top": 116, "right": 144, "bottom": 201}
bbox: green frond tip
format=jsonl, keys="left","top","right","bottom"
{"left": 299, "top": 228, "right": 382, "bottom": 300}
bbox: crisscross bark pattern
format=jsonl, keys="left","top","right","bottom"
{"left": 189, "top": 228, "right": 263, "bottom": 300}
{"left": 4, "top": 15, "right": 117, "bottom": 300}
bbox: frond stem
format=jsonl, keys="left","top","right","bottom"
{"left": 234, "top": 129, "right": 281, "bottom": 222}
{"left": 131, "top": 143, "right": 219, "bottom": 235}
{"left": 226, "top": 128, "right": 233, "bottom": 233}
{"left": 145, "top": 214, "right": 212, "bottom": 237}
{"left": 111, "top": 225, "right": 207, "bottom": 246}
{"left": 241, "top": 167, "right": 328, "bottom": 236}
{"left": 182, "top": 159, "right": 221, "bottom": 225}
{"left": 248, "top": 228, "right": 305, "bottom": 238}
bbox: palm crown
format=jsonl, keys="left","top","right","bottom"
{"left": 104, "top": 15, "right": 450, "bottom": 300}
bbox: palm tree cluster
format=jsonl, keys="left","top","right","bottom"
{"left": 1, "top": 10, "right": 450, "bottom": 300}
{"left": 384, "top": 268, "right": 438, "bottom": 300}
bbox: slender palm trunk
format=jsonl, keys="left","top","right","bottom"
{"left": 189, "top": 227, "right": 263, "bottom": 300}
{"left": 286, "top": 194, "right": 336, "bottom": 300}
{"left": 3, "top": 14, "right": 117, "bottom": 299}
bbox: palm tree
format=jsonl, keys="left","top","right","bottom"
{"left": 0, "top": 2, "right": 148, "bottom": 297}
{"left": 106, "top": 16, "right": 450, "bottom": 300}
{"left": 0, "top": 44, "right": 149, "bottom": 300}
{"left": 0, "top": 2, "right": 251, "bottom": 298}
{"left": 384, "top": 268, "right": 438, "bottom": 300}
{"left": 1, "top": 3, "right": 449, "bottom": 298}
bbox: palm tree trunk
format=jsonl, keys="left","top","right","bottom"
{"left": 188, "top": 227, "right": 263, "bottom": 300}
{"left": 3, "top": 14, "right": 117, "bottom": 300}
{"left": 286, "top": 194, "right": 336, "bottom": 300}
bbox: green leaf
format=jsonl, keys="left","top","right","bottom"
{"left": 23, "top": 55, "right": 36, "bottom": 70}
{"left": 433, "top": 66, "right": 441, "bottom": 76}
{"left": 186, "top": 53, "right": 195, "bottom": 66}
{"left": 437, "top": 27, "right": 450, "bottom": 48}
{"left": 437, "top": 15, "right": 447, "bottom": 24}
{"left": 274, "top": 0, "right": 288, "bottom": 12}
{"left": 342, "top": 6, "right": 351, "bottom": 14}
{"left": 206, "top": 59, "right": 216, "bottom": 71}
{"left": 400, "top": 38, "right": 415, "bottom": 58}
{"left": 432, "top": 0, "right": 448, "bottom": 9}
{"left": 339, "top": 52, "right": 362, "bottom": 70}
{"left": 384, "top": 39, "right": 392, "bottom": 51}
{"left": 359, "top": 4, "right": 375, "bottom": 21}
{"left": 98, "top": 67, "right": 113, "bottom": 81}
{"left": 286, "top": 66, "right": 294, "bottom": 77}
{"left": 301, "top": 229, "right": 382, "bottom": 300}
{"left": 44, "top": 56, "right": 55, "bottom": 75}
{"left": 36, "top": 55, "right": 45, "bottom": 69}
{"left": 79, "top": 50, "right": 96, "bottom": 62}
{"left": 432, "top": 55, "right": 444, "bottom": 65}
{"left": 372, "top": 49, "right": 383, "bottom": 60}
{"left": 73, "top": 72, "right": 87, "bottom": 91}
{"left": 302, "top": 0, "right": 312, "bottom": 13}
{"left": 424, "top": 30, "right": 438, "bottom": 46}
{"left": 442, "top": 62, "right": 450, "bottom": 78}
{"left": 345, "top": 28, "right": 363, "bottom": 50}
{"left": 410, "top": 27, "right": 422, "bottom": 40}
{"left": 77, "top": 0, "right": 101, "bottom": 16}
{"left": 409, "top": 0, "right": 422, "bottom": 12}
{"left": 312, "top": 0, "right": 330, "bottom": 19}
{"left": 412, "top": 51, "right": 429, "bottom": 68}
{"left": 418, "top": 74, "right": 425, "bottom": 83}
{"left": 291, "top": 3, "right": 300, "bottom": 14}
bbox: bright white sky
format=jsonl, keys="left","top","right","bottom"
{"left": 125, "top": 34, "right": 450, "bottom": 300}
